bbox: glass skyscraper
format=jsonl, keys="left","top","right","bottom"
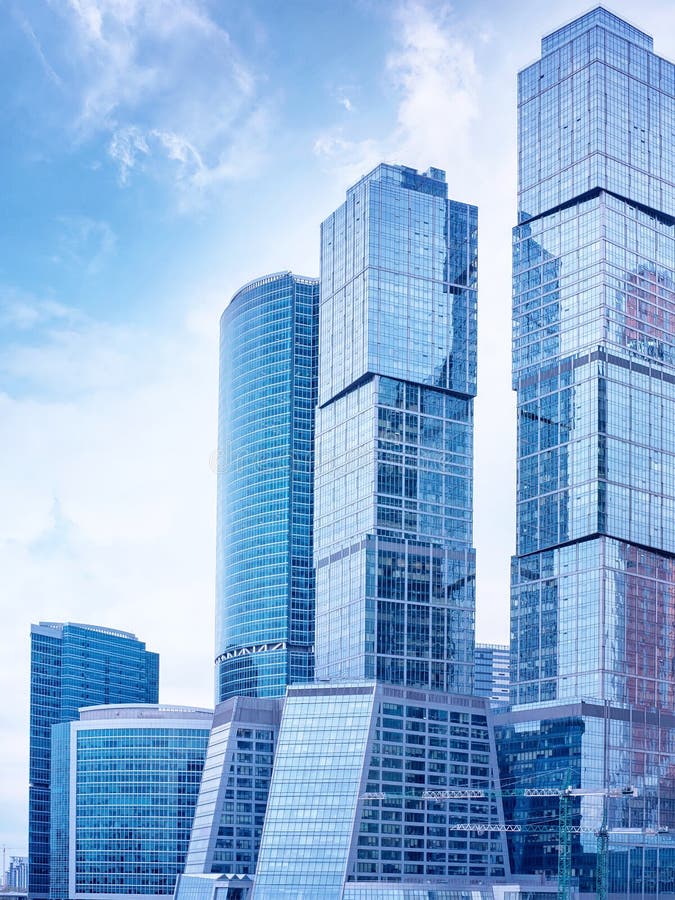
{"left": 215, "top": 272, "right": 319, "bottom": 702}
{"left": 497, "top": 9, "right": 675, "bottom": 896}
{"left": 49, "top": 704, "right": 211, "bottom": 900}
{"left": 246, "top": 165, "right": 520, "bottom": 898}
{"left": 28, "top": 622, "right": 159, "bottom": 900}
{"left": 179, "top": 268, "right": 319, "bottom": 896}
{"left": 315, "top": 164, "right": 478, "bottom": 693}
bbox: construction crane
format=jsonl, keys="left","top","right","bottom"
{"left": 421, "top": 783, "right": 639, "bottom": 900}
{"left": 555, "top": 784, "right": 638, "bottom": 900}
{"left": 431, "top": 785, "right": 661, "bottom": 900}
{"left": 360, "top": 784, "right": 641, "bottom": 900}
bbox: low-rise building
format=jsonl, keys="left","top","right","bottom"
{"left": 50, "top": 704, "right": 211, "bottom": 900}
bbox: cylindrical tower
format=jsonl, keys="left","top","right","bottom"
{"left": 215, "top": 271, "right": 319, "bottom": 702}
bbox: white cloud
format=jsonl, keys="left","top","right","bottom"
{"left": 388, "top": 0, "right": 478, "bottom": 166}
{"left": 108, "top": 125, "right": 150, "bottom": 183}
{"left": 107, "top": 107, "right": 272, "bottom": 200}
{"left": 152, "top": 129, "right": 202, "bottom": 166}
{"left": 0, "top": 290, "right": 79, "bottom": 331}
{"left": 329, "top": 81, "right": 358, "bottom": 116}
{"left": 14, "top": 10, "right": 64, "bottom": 87}
{"left": 312, "top": 132, "right": 384, "bottom": 185}
{"left": 41, "top": 0, "right": 271, "bottom": 196}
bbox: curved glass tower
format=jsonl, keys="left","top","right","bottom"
{"left": 215, "top": 271, "right": 319, "bottom": 702}
{"left": 50, "top": 705, "right": 211, "bottom": 899}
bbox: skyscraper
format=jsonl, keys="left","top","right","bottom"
{"left": 249, "top": 166, "right": 521, "bottom": 897}
{"left": 175, "top": 271, "right": 318, "bottom": 893}
{"left": 315, "top": 163, "right": 478, "bottom": 693}
{"left": 49, "top": 705, "right": 211, "bottom": 900}
{"left": 497, "top": 9, "right": 675, "bottom": 895}
{"left": 28, "top": 622, "right": 159, "bottom": 900}
{"left": 215, "top": 272, "right": 319, "bottom": 702}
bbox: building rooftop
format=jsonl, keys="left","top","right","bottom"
{"left": 225, "top": 270, "right": 318, "bottom": 318}
{"left": 542, "top": 6, "right": 653, "bottom": 55}
{"left": 33, "top": 621, "right": 139, "bottom": 641}
{"left": 78, "top": 704, "right": 213, "bottom": 722}
{"left": 345, "top": 162, "right": 450, "bottom": 201}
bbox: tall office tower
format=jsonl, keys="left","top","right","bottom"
{"left": 174, "top": 272, "right": 318, "bottom": 900}
{"left": 245, "top": 166, "right": 521, "bottom": 899}
{"left": 49, "top": 705, "right": 211, "bottom": 900}
{"left": 215, "top": 272, "right": 319, "bottom": 702}
{"left": 28, "top": 622, "right": 159, "bottom": 900}
{"left": 315, "top": 163, "right": 478, "bottom": 693}
{"left": 496, "top": 9, "right": 675, "bottom": 896}
{"left": 473, "top": 643, "right": 510, "bottom": 707}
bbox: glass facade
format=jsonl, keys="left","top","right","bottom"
{"left": 341, "top": 890, "right": 557, "bottom": 900}
{"left": 29, "top": 622, "right": 159, "bottom": 900}
{"left": 215, "top": 272, "right": 319, "bottom": 702}
{"left": 342, "top": 892, "right": 492, "bottom": 900}
{"left": 253, "top": 686, "right": 375, "bottom": 898}
{"left": 519, "top": 10, "right": 675, "bottom": 222}
{"left": 183, "top": 697, "right": 282, "bottom": 878}
{"left": 498, "top": 703, "right": 675, "bottom": 897}
{"left": 473, "top": 644, "right": 510, "bottom": 707}
{"left": 499, "top": 9, "right": 675, "bottom": 896}
{"left": 315, "top": 164, "right": 478, "bottom": 694}
{"left": 252, "top": 684, "right": 508, "bottom": 899}
{"left": 49, "top": 705, "right": 211, "bottom": 899}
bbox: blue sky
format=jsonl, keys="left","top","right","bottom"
{"left": 3, "top": 0, "right": 675, "bottom": 854}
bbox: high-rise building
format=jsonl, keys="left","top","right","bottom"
{"left": 174, "top": 271, "right": 318, "bottom": 897}
{"left": 215, "top": 272, "right": 319, "bottom": 702}
{"left": 250, "top": 167, "right": 519, "bottom": 897}
{"left": 315, "top": 163, "right": 478, "bottom": 693}
{"left": 474, "top": 643, "right": 510, "bottom": 707}
{"left": 28, "top": 622, "right": 159, "bottom": 900}
{"left": 50, "top": 705, "right": 211, "bottom": 900}
{"left": 496, "top": 9, "right": 675, "bottom": 896}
